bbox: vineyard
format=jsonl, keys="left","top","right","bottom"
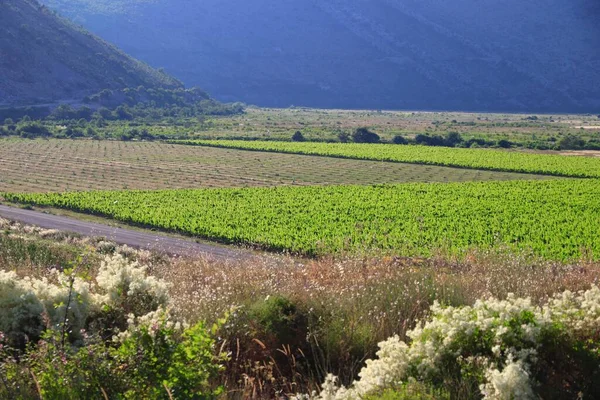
{"left": 0, "top": 139, "right": 550, "bottom": 192}
{"left": 174, "top": 140, "right": 600, "bottom": 178}
{"left": 4, "top": 179, "right": 599, "bottom": 260}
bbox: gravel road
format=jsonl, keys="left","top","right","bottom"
{"left": 0, "top": 204, "right": 250, "bottom": 260}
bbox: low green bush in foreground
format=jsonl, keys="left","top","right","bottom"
{"left": 0, "top": 254, "right": 224, "bottom": 399}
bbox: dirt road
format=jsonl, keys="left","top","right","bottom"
{"left": 0, "top": 204, "right": 250, "bottom": 260}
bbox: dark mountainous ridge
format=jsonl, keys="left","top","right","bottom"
{"left": 0, "top": 0, "right": 181, "bottom": 105}
{"left": 30, "top": 0, "right": 600, "bottom": 111}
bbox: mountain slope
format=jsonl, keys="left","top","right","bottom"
{"left": 0, "top": 0, "right": 181, "bottom": 105}
{"left": 40, "top": 0, "right": 600, "bottom": 112}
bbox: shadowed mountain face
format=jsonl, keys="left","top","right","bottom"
{"left": 41, "top": 0, "right": 600, "bottom": 112}
{"left": 0, "top": 0, "right": 181, "bottom": 105}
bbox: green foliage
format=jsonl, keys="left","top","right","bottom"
{"left": 392, "top": 135, "right": 408, "bottom": 145}
{"left": 175, "top": 140, "right": 600, "bottom": 178}
{"left": 0, "top": 321, "right": 223, "bottom": 400}
{"left": 249, "top": 296, "right": 308, "bottom": 348}
{"left": 338, "top": 131, "right": 351, "bottom": 143}
{"left": 16, "top": 122, "right": 51, "bottom": 139}
{"left": 315, "top": 287, "right": 600, "bottom": 400}
{"left": 0, "top": 257, "right": 224, "bottom": 399}
{"left": 557, "top": 135, "right": 586, "bottom": 150}
{"left": 113, "top": 318, "right": 223, "bottom": 399}
{"left": 0, "top": 234, "right": 82, "bottom": 272}
{"left": 365, "top": 384, "right": 450, "bottom": 400}
{"left": 292, "top": 130, "right": 306, "bottom": 142}
{"left": 352, "top": 127, "right": 380, "bottom": 143}
{"left": 5, "top": 179, "right": 600, "bottom": 260}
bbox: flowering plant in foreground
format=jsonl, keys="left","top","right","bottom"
{"left": 0, "top": 254, "right": 224, "bottom": 399}
{"left": 0, "top": 254, "right": 170, "bottom": 346}
{"left": 300, "top": 286, "right": 600, "bottom": 400}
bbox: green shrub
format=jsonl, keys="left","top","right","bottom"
{"left": 248, "top": 295, "right": 308, "bottom": 349}
{"left": 365, "top": 383, "right": 450, "bottom": 400}
{"left": 352, "top": 128, "right": 380, "bottom": 143}
{"left": 292, "top": 131, "right": 306, "bottom": 142}
{"left": 392, "top": 135, "right": 408, "bottom": 145}
{"left": 0, "top": 314, "right": 224, "bottom": 399}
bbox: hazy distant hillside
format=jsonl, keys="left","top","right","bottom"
{"left": 0, "top": 0, "right": 181, "bottom": 105}
{"left": 41, "top": 0, "right": 600, "bottom": 112}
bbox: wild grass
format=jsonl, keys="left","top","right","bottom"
{"left": 155, "top": 248, "right": 600, "bottom": 398}
{"left": 2, "top": 219, "right": 600, "bottom": 398}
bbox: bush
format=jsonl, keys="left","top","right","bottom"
{"left": 248, "top": 295, "right": 308, "bottom": 349}
{"left": 557, "top": 135, "right": 586, "bottom": 150}
{"left": 0, "top": 254, "right": 168, "bottom": 347}
{"left": 338, "top": 131, "right": 351, "bottom": 143}
{"left": 1, "top": 312, "right": 223, "bottom": 399}
{"left": 364, "top": 383, "right": 449, "bottom": 400}
{"left": 292, "top": 131, "right": 306, "bottom": 142}
{"left": 352, "top": 128, "right": 380, "bottom": 143}
{"left": 392, "top": 135, "right": 408, "bottom": 145}
{"left": 16, "top": 122, "right": 51, "bottom": 139}
{"left": 497, "top": 139, "right": 512, "bottom": 149}
{"left": 415, "top": 134, "right": 445, "bottom": 147}
{"left": 309, "top": 286, "right": 600, "bottom": 400}
{"left": 444, "top": 131, "right": 462, "bottom": 147}
{"left": 0, "top": 255, "right": 225, "bottom": 399}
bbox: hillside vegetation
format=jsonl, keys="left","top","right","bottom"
{"left": 0, "top": 0, "right": 181, "bottom": 105}
{"left": 41, "top": 0, "right": 600, "bottom": 112}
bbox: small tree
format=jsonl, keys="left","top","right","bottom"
{"left": 444, "top": 131, "right": 462, "bottom": 147}
{"left": 352, "top": 127, "right": 380, "bottom": 143}
{"left": 3, "top": 118, "right": 14, "bottom": 126}
{"left": 497, "top": 139, "right": 512, "bottom": 148}
{"left": 392, "top": 135, "right": 408, "bottom": 145}
{"left": 292, "top": 131, "right": 305, "bottom": 142}
{"left": 558, "top": 135, "right": 586, "bottom": 150}
{"left": 338, "top": 131, "right": 351, "bottom": 143}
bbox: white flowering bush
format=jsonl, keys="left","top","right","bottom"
{"left": 0, "top": 254, "right": 170, "bottom": 346}
{"left": 307, "top": 286, "right": 600, "bottom": 400}
{"left": 94, "top": 254, "right": 170, "bottom": 316}
{"left": 28, "top": 272, "right": 93, "bottom": 338}
{"left": 0, "top": 270, "right": 45, "bottom": 344}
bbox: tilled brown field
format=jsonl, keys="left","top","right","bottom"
{"left": 0, "top": 139, "right": 551, "bottom": 192}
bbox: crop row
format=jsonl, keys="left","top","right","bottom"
{"left": 172, "top": 140, "right": 600, "bottom": 178}
{"left": 4, "top": 179, "right": 599, "bottom": 260}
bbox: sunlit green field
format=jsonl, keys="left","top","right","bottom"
{"left": 5, "top": 179, "right": 598, "bottom": 260}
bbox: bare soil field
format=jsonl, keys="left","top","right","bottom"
{"left": 0, "top": 139, "right": 550, "bottom": 193}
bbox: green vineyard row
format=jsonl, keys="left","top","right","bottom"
{"left": 4, "top": 179, "right": 599, "bottom": 260}
{"left": 171, "top": 140, "right": 600, "bottom": 178}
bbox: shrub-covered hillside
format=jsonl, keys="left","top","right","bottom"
{"left": 0, "top": 0, "right": 182, "bottom": 106}
{"left": 41, "top": 0, "right": 600, "bottom": 112}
